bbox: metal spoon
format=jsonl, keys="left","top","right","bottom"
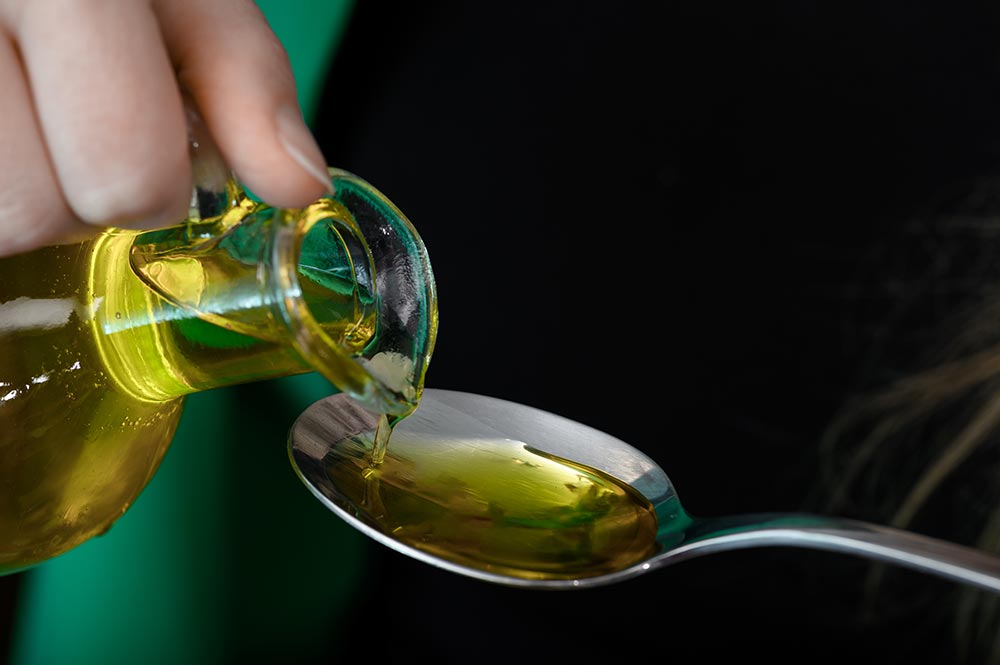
{"left": 288, "top": 388, "right": 1000, "bottom": 593}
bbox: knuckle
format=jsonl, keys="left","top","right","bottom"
{"left": 69, "top": 161, "right": 190, "bottom": 229}
{"left": 0, "top": 192, "right": 80, "bottom": 256}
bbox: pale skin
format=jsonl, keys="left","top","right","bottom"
{"left": 0, "top": 0, "right": 332, "bottom": 257}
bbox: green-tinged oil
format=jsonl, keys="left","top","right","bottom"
{"left": 327, "top": 419, "right": 659, "bottom": 581}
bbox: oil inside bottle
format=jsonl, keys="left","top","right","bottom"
{"left": 327, "top": 414, "right": 659, "bottom": 581}
{"left": 0, "top": 193, "right": 385, "bottom": 573}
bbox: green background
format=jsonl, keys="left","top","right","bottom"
{"left": 9, "top": 2, "right": 362, "bottom": 663}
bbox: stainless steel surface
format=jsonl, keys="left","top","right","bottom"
{"left": 289, "top": 389, "right": 1000, "bottom": 592}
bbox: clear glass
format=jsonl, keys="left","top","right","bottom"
{"left": 0, "top": 169, "right": 438, "bottom": 574}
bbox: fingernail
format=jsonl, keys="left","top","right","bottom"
{"left": 276, "top": 104, "right": 333, "bottom": 195}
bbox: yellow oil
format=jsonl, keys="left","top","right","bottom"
{"left": 0, "top": 200, "right": 378, "bottom": 572}
{"left": 326, "top": 421, "right": 659, "bottom": 581}
{"left": 1, "top": 236, "right": 186, "bottom": 572}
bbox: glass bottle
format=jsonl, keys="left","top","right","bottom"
{"left": 0, "top": 157, "right": 438, "bottom": 574}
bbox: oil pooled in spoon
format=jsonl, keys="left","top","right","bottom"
{"left": 329, "top": 413, "right": 659, "bottom": 581}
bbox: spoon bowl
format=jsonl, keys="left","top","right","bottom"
{"left": 289, "top": 389, "right": 1000, "bottom": 593}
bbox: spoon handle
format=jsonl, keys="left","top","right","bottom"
{"left": 662, "top": 513, "right": 1000, "bottom": 594}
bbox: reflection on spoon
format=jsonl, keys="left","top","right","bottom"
{"left": 288, "top": 389, "right": 1000, "bottom": 592}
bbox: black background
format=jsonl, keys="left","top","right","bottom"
{"left": 311, "top": 2, "right": 1000, "bottom": 664}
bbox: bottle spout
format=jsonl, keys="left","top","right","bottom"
{"left": 271, "top": 170, "right": 438, "bottom": 415}
{"left": 129, "top": 168, "right": 437, "bottom": 416}
{"left": 126, "top": 100, "right": 436, "bottom": 415}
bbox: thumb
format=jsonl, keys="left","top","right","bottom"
{"left": 155, "top": 0, "right": 333, "bottom": 208}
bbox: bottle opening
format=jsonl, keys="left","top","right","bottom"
{"left": 126, "top": 169, "right": 436, "bottom": 412}
{"left": 273, "top": 170, "right": 438, "bottom": 417}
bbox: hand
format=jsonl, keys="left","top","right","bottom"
{"left": 0, "top": 0, "right": 332, "bottom": 257}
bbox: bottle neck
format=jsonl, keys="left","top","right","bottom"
{"left": 89, "top": 228, "right": 311, "bottom": 402}
{"left": 111, "top": 172, "right": 436, "bottom": 414}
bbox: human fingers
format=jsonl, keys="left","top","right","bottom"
{"left": 155, "top": 0, "right": 332, "bottom": 208}
{"left": 11, "top": 0, "right": 191, "bottom": 231}
{"left": 0, "top": 29, "right": 90, "bottom": 257}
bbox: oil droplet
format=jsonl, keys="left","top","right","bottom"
{"left": 369, "top": 413, "right": 392, "bottom": 466}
